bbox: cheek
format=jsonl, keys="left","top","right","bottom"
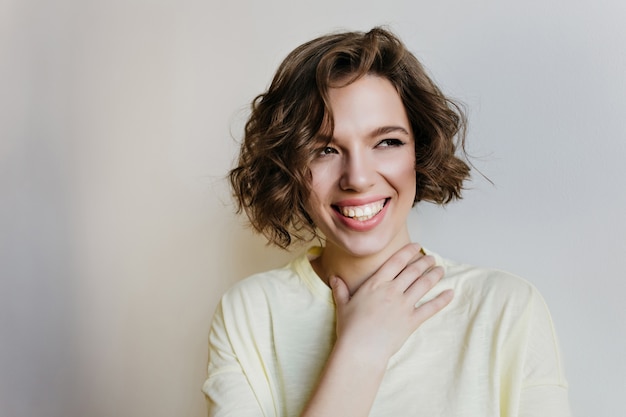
{"left": 403, "top": 163, "right": 417, "bottom": 185}
{"left": 383, "top": 155, "right": 416, "bottom": 184}
{"left": 308, "top": 164, "right": 336, "bottom": 198}
{"left": 387, "top": 156, "right": 417, "bottom": 203}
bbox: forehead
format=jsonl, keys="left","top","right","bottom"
{"left": 326, "top": 75, "right": 411, "bottom": 138}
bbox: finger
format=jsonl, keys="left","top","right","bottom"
{"left": 330, "top": 276, "right": 350, "bottom": 307}
{"left": 403, "top": 265, "right": 445, "bottom": 300}
{"left": 370, "top": 243, "right": 425, "bottom": 284}
{"left": 392, "top": 255, "right": 437, "bottom": 292}
{"left": 411, "top": 289, "right": 454, "bottom": 324}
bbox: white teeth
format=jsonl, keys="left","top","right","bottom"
{"left": 338, "top": 200, "right": 385, "bottom": 221}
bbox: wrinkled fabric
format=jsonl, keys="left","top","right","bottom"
{"left": 203, "top": 247, "right": 571, "bottom": 417}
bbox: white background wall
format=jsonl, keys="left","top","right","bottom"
{"left": 1, "top": 0, "right": 624, "bottom": 416}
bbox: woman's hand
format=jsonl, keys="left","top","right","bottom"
{"left": 330, "top": 243, "right": 453, "bottom": 363}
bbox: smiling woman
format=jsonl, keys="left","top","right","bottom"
{"left": 204, "top": 27, "right": 571, "bottom": 417}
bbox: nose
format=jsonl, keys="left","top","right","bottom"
{"left": 338, "top": 152, "right": 375, "bottom": 191}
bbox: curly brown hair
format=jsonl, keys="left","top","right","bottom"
{"left": 229, "top": 27, "right": 471, "bottom": 249}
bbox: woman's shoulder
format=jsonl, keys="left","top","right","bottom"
{"left": 431, "top": 253, "right": 557, "bottom": 338}
{"left": 212, "top": 249, "right": 332, "bottom": 335}
{"left": 434, "top": 252, "right": 542, "bottom": 308}
{"left": 211, "top": 262, "right": 299, "bottom": 328}
{"left": 221, "top": 262, "right": 297, "bottom": 302}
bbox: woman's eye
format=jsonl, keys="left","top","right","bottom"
{"left": 377, "top": 138, "right": 405, "bottom": 148}
{"left": 318, "top": 146, "right": 338, "bottom": 156}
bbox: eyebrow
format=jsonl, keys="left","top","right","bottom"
{"left": 368, "top": 126, "right": 411, "bottom": 138}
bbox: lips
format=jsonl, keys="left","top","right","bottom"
{"left": 334, "top": 198, "right": 387, "bottom": 221}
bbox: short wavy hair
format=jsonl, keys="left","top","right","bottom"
{"left": 229, "top": 27, "right": 471, "bottom": 249}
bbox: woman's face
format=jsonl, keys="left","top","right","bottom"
{"left": 306, "top": 75, "right": 416, "bottom": 258}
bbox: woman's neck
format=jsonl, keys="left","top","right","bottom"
{"left": 311, "top": 230, "right": 412, "bottom": 295}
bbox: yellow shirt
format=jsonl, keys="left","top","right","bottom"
{"left": 203, "top": 248, "right": 571, "bottom": 416}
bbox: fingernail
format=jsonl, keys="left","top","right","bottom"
{"left": 329, "top": 276, "right": 337, "bottom": 288}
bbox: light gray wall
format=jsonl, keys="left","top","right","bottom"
{"left": 2, "top": 1, "right": 624, "bottom": 416}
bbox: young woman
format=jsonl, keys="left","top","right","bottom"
{"left": 203, "top": 27, "right": 571, "bottom": 417}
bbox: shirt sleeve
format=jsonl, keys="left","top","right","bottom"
{"left": 202, "top": 299, "right": 264, "bottom": 417}
{"left": 518, "top": 290, "right": 572, "bottom": 417}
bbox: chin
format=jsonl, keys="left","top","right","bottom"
{"left": 333, "top": 235, "right": 396, "bottom": 259}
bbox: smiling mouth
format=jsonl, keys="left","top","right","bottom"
{"left": 334, "top": 199, "right": 387, "bottom": 221}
